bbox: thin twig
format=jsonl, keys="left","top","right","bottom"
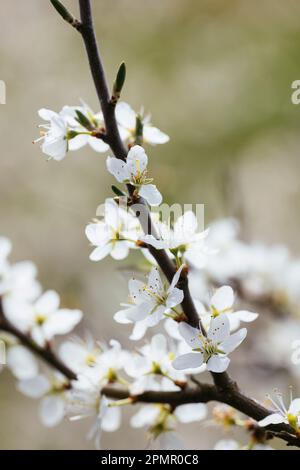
{"left": 77, "top": 0, "right": 201, "bottom": 330}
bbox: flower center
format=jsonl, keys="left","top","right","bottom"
{"left": 85, "top": 353, "right": 97, "bottom": 367}
{"left": 194, "top": 336, "right": 225, "bottom": 363}
{"left": 35, "top": 314, "right": 46, "bottom": 325}
{"left": 287, "top": 413, "right": 299, "bottom": 431}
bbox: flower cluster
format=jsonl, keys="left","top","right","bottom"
{"left": 3, "top": 62, "right": 299, "bottom": 451}
{"left": 0, "top": 238, "right": 82, "bottom": 347}
{"left": 34, "top": 102, "right": 169, "bottom": 161}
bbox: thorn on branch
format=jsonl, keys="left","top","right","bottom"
{"left": 50, "top": 0, "right": 82, "bottom": 31}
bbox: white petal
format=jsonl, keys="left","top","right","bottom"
{"left": 85, "top": 222, "right": 110, "bottom": 246}
{"left": 101, "top": 406, "right": 121, "bottom": 432}
{"left": 175, "top": 403, "right": 207, "bottom": 423}
{"left": 150, "top": 334, "right": 167, "bottom": 360}
{"left": 113, "top": 308, "right": 133, "bottom": 324}
{"left": 146, "top": 305, "right": 165, "bottom": 327}
{"left": 130, "top": 405, "right": 159, "bottom": 428}
{"left": 208, "top": 314, "right": 230, "bottom": 343}
{"left": 42, "top": 136, "right": 67, "bottom": 161}
{"left": 164, "top": 318, "right": 182, "bottom": 340}
{"left": 125, "top": 302, "right": 154, "bottom": 323}
{"left": 88, "top": 136, "right": 109, "bottom": 153}
{"left": 35, "top": 290, "right": 60, "bottom": 316}
{"left": 40, "top": 395, "right": 65, "bottom": 427}
{"left": 106, "top": 156, "right": 129, "bottom": 183}
{"left": 115, "top": 102, "right": 136, "bottom": 130}
{"left": 90, "top": 244, "right": 112, "bottom": 261}
{"left": 38, "top": 108, "right": 58, "bottom": 121}
{"left": 143, "top": 125, "right": 169, "bottom": 145}
{"left": 110, "top": 241, "right": 129, "bottom": 260}
{"left": 178, "top": 322, "right": 202, "bottom": 349}
{"left": 289, "top": 398, "right": 300, "bottom": 415}
{"left": 104, "top": 199, "right": 121, "bottom": 231}
{"left": 159, "top": 432, "right": 184, "bottom": 450}
{"left": 174, "top": 211, "right": 197, "bottom": 240}
{"left": 221, "top": 328, "right": 247, "bottom": 354}
{"left": 116, "top": 304, "right": 143, "bottom": 322}
{"left": 207, "top": 356, "right": 230, "bottom": 373}
{"left": 211, "top": 286, "right": 234, "bottom": 312}
{"left": 17, "top": 375, "right": 50, "bottom": 398}
{"left": 43, "top": 309, "right": 82, "bottom": 339}
{"left": 166, "top": 287, "right": 184, "bottom": 308}
{"left": 234, "top": 310, "right": 259, "bottom": 323}
{"left": 141, "top": 234, "right": 166, "bottom": 250}
{"left": 258, "top": 413, "right": 285, "bottom": 427}
{"left": 172, "top": 352, "right": 204, "bottom": 370}
{"left": 169, "top": 264, "right": 184, "bottom": 291}
{"left": 129, "top": 279, "right": 146, "bottom": 305}
{"left": 31, "top": 325, "right": 46, "bottom": 347}
{"left": 129, "top": 320, "right": 149, "bottom": 341}
{"left": 68, "top": 134, "right": 89, "bottom": 151}
{"left": 139, "top": 184, "right": 162, "bottom": 206}
{"left": 127, "top": 145, "right": 148, "bottom": 174}
{"left": 3, "top": 299, "right": 35, "bottom": 333}
{"left": 59, "top": 341, "right": 88, "bottom": 372}
{"left": 7, "top": 345, "right": 38, "bottom": 380}
{"left": 118, "top": 126, "right": 131, "bottom": 142}
{"left": 147, "top": 267, "right": 163, "bottom": 295}
{"left": 0, "top": 236, "right": 12, "bottom": 260}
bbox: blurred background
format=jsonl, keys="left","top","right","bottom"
{"left": 1, "top": 0, "right": 300, "bottom": 450}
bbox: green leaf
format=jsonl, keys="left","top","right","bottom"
{"left": 115, "top": 62, "right": 126, "bottom": 94}
{"left": 50, "top": 0, "right": 73, "bottom": 23}
{"left": 75, "top": 110, "right": 93, "bottom": 130}
{"left": 112, "top": 62, "right": 126, "bottom": 103}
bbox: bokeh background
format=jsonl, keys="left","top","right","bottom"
{"left": 1, "top": 0, "right": 300, "bottom": 449}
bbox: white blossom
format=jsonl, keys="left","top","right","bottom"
{"left": 173, "top": 314, "right": 247, "bottom": 373}
{"left": 68, "top": 339, "right": 129, "bottom": 394}
{"left": 4, "top": 289, "right": 82, "bottom": 347}
{"left": 114, "top": 266, "right": 184, "bottom": 330}
{"left": 67, "top": 381, "right": 121, "bottom": 449}
{"left": 116, "top": 102, "right": 169, "bottom": 146}
{"left": 59, "top": 336, "right": 102, "bottom": 374}
{"left": 7, "top": 345, "right": 38, "bottom": 380}
{"left": 131, "top": 401, "right": 206, "bottom": 450}
{"left": 201, "top": 285, "right": 258, "bottom": 331}
{"left": 35, "top": 108, "right": 69, "bottom": 161}
{"left": 258, "top": 391, "right": 300, "bottom": 431}
{"left": 141, "top": 211, "right": 209, "bottom": 268}
{"left": 86, "top": 198, "right": 139, "bottom": 261}
{"left": 61, "top": 104, "right": 109, "bottom": 153}
{"left": 18, "top": 372, "right": 67, "bottom": 427}
{"left": 106, "top": 145, "right": 162, "bottom": 206}
{"left": 124, "top": 334, "right": 186, "bottom": 394}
